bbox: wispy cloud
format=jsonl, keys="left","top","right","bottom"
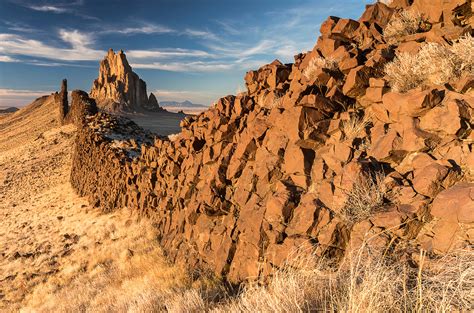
{"left": 20, "top": 0, "right": 99, "bottom": 20}
{"left": 0, "top": 32, "right": 104, "bottom": 61}
{"left": 132, "top": 61, "right": 233, "bottom": 72}
{"left": 101, "top": 24, "right": 174, "bottom": 35}
{"left": 214, "top": 20, "right": 241, "bottom": 36}
{"left": 0, "top": 88, "right": 52, "bottom": 97}
{"left": 3, "top": 21, "right": 37, "bottom": 33}
{"left": 206, "top": 39, "right": 277, "bottom": 59}
{"left": 28, "top": 5, "right": 68, "bottom": 13}
{"left": 127, "top": 48, "right": 213, "bottom": 59}
{"left": 0, "top": 88, "right": 53, "bottom": 107}
{"left": 0, "top": 2, "right": 325, "bottom": 74}
{"left": 0, "top": 55, "right": 19, "bottom": 62}
{"left": 183, "top": 28, "right": 220, "bottom": 41}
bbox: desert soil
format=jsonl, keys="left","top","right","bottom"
{"left": 0, "top": 101, "right": 183, "bottom": 312}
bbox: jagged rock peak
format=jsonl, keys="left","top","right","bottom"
{"left": 90, "top": 48, "right": 163, "bottom": 113}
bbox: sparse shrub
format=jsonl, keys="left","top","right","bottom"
{"left": 384, "top": 10, "right": 423, "bottom": 42}
{"left": 340, "top": 171, "right": 386, "bottom": 223}
{"left": 341, "top": 114, "right": 371, "bottom": 141}
{"left": 450, "top": 34, "right": 474, "bottom": 75}
{"left": 303, "top": 56, "right": 338, "bottom": 81}
{"left": 385, "top": 34, "right": 474, "bottom": 92}
{"left": 207, "top": 245, "right": 473, "bottom": 312}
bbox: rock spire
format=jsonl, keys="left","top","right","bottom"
{"left": 90, "top": 49, "right": 162, "bottom": 112}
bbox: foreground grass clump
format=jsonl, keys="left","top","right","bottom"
{"left": 384, "top": 10, "right": 424, "bottom": 42}
{"left": 341, "top": 114, "right": 371, "bottom": 141}
{"left": 385, "top": 34, "right": 474, "bottom": 92}
{"left": 303, "top": 56, "right": 338, "bottom": 81}
{"left": 21, "top": 214, "right": 473, "bottom": 312}
{"left": 182, "top": 245, "right": 474, "bottom": 312}
{"left": 340, "top": 171, "right": 386, "bottom": 224}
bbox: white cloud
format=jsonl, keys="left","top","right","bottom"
{"left": 0, "top": 88, "right": 51, "bottom": 97}
{"left": 21, "top": 1, "right": 99, "bottom": 21}
{"left": 59, "top": 29, "right": 94, "bottom": 49}
{"left": 28, "top": 5, "right": 68, "bottom": 13}
{"left": 0, "top": 88, "right": 53, "bottom": 107}
{"left": 206, "top": 39, "right": 277, "bottom": 59}
{"left": 0, "top": 55, "right": 19, "bottom": 62}
{"left": 0, "top": 32, "right": 104, "bottom": 61}
{"left": 132, "top": 61, "right": 233, "bottom": 72}
{"left": 214, "top": 20, "right": 241, "bottom": 36}
{"left": 183, "top": 28, "right": 220, "bottom": 41}
{"left": 127, "top": 48, "right": 213, "bottom": 59}
{"left": 102, "top": 24, "right": 174, "bottom": 35}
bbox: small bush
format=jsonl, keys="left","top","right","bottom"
{"left": 303, "top": 56, "right": 338, "bottom": 81}
{"left": 385, "top": 34, "right": 474, "bottom": 92}
{"left": 341, "top": 114, "right": 371, "bottom": 141}
{"left": 340, "top": 171, "right": 386, "bottom": 224}
{"left": 384, "top": 10, "right": 423, "bottom": 42}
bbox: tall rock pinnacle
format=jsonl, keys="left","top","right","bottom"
{"left": 90, "top": 49, "right": 162, "bottom": 112}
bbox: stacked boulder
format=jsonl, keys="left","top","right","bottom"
{"left": 70, "top": 0, "right": 473, "bottom": 283}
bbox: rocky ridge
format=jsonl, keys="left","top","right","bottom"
{"left": 90, "top": 49, "right": 163, "bottom": 113}
{"left": 65, "top": 0, "right": 474, "bottom": 283}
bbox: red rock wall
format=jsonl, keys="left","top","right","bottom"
{"left": 70, "top": 1, "right": 474, "bottom": 282}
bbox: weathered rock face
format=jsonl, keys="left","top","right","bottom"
{"left": 90, "top": 49, "right": 162, "bottom": 113}
{"left": 69, "top": 0, "right": 474, "bottom": 283}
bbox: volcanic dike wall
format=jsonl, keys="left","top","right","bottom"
{"left": 68, "top": 1, "right": 474, "bottom": 282}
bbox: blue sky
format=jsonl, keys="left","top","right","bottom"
{"left": 0, "top": 0, "right": 373, "bottom": 107}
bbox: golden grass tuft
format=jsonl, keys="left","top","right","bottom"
{"left": 340, "top": 171, "right": 386, "bottom": 224}
{"left": 384, "top": 10, "right": 423, "bottom": 42}
{"left": 341, "top": 114, "right": 371, "bottom": 141}
{"left": 385, "top": 34, "right": 474, "bottom": 92}
{"left": 303, "top": 56, "right": 338, "bottom": 81}
{"left": 174, "top": 244, "right": 474, "bottom": 312}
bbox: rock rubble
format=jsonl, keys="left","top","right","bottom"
{"left": 67, "top": 0, "right": 473, "bottom": 282}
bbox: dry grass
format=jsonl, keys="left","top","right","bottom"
{"left": 341, "top": 114, "right": 371, "bottom": 141}
{"left": 21, "top": 217, "right": 192, "bottom": 312}
{"left": 161, "top": 244, "right": 474, "bottom": 313}
{"left": 385, "top": 34, "right": 474, "bottom": 92}
{"left": 340, "top": 171, "right": 386, "bottom": 224}
{"left": 303, "top": 56, "right": 338, "bottom": 81}
{"left": 384, "top": 10, "right": 423, "bottom": 42}
{"left": 22, "top": 233, "right": 474, "bottom": 312}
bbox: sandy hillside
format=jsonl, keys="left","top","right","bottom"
{"left": 0, "top": 98, "right": 186, "bottom": 312}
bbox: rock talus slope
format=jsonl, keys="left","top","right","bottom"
{"left": 90, "top": 49, "right": 162, "bottom": 113}
{"left": 69, "top": 0, "right": 474, "bottom": 283}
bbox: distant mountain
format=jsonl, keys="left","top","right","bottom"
{"left": 160, "top": 100, "right": 208, "bottom": 108}
{"left": 0, "top": 106, "right": 19, "bottom": 113}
